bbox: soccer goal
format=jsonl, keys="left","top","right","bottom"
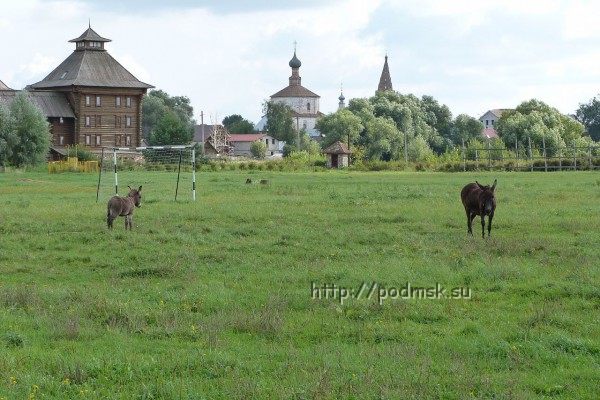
{"left": 96, "top": 145, "right": 197, "bottom": 203}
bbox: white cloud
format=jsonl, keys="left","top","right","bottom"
{"left": 2, "top": 0, "right": 599, "bottom": 124}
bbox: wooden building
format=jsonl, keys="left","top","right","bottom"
{"left": 29, "top": 25, "right": 153, "bottom": 151}
{"left": 323, "top": 141, "right": 353, "bottom": 169}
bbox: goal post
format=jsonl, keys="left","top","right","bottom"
{"left": 96, "top": 145, "right": 197, "bottom": 202}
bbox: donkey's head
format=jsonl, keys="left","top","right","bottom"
{"left": 476, "top": 179, "right": 496, "bottom": 216}
{"left": 127, "top": 185, "right": 143, "bottom": 208}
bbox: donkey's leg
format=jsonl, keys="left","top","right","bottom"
{"left": 469, "top": 212, "right": 477, "bottom": 235}
{"left": 107, "top": 211, "right": 116, "bottom": 230}
{"left": 487, "top": 213, "right": 493, "bottom": 237}
{"left": 466, "top": 210, "right": 473, "bottom": 235}
{"left": 481, "top": 214, "right": 486, "bottom": 238}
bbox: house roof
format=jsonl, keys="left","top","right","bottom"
{"left": 0, "top": 90, "right": 75, "bottom": 118}
{"left": 271, "top": 84, "right": 319, "bottom": 98}
{"left": 0, "top": 80, "right": 10, "bottom": 90}
{"left": 30, "top": 44, "right": 153, "bottom": 90}
{"left": 323, "top": 141, "right": 353, "bottom": 154}
{"left": 482, "top": 128, "right": 499, "bottom": 139}
{"left": 193, "top": 124, "right": 219, "bottom": 142}
{"left": 229, "top": 133, "right": 268, "bottom": 142}
{"left": 479, "top": 109, "right": 511, "bottom": 120}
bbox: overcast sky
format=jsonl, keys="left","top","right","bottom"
{"left": 2, "top": 0, "right": 600, "bottom": 125}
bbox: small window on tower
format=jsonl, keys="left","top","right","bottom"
{"left": 307, "top": 102, "right": 311, "bottom": 112}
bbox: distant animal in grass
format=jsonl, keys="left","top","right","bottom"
{"left": 245, "top": 178, "right": 252, "bottom": 184}
{"left": 260, "top": 180, "right": 270, "bottom": 185}
{"left": 107, "top": 186, "right": 142, "bottom": 230}
{"left": 461, "top": 179, "right": 497, "bottom": 238}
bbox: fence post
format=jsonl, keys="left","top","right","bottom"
{"left": 487, "top": 138, "right": 491, "bottom": 170}
{"left": 542, "top": 134, "right": 547, "bottom": 172}
{"left": 573, "top": 139, "right": 577, "bottom": 171}
{"left": 589, "top": 138, "right": 593, "bottom": 170}
{"left": 558, "top": 140, "right": 562, "bottom": 171}
{"left": 528, "top": 136, "right": 533, "bottom": 172}
{"left": 516, "top": 139, "right": 519, "bottom": 171}
{"left": 475, "top": 143, "right": 479, "bottom": 170}
{"left": 462, "top": 139, "right": 466, "bottom": 172}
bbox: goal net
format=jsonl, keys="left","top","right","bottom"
{"left": 96, "top": 145, "right": 197, "bottom": 203}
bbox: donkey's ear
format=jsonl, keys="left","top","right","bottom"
{"left": 138, "top": 186, "right": 142, "bottom": 192}
{"left": 491, "top": 179, "right": 497, "bottom": 192}
{"left": 128, "top": 185, "right": 132, "bottom": 190}
{"left": 476, "top": 181, "right": 486, "bottom": 190}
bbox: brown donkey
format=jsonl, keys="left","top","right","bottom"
{"left": 107, "top": 186, "right": 142, "bottom": 230}
{"left": 461, "top": 179, "right": 496, "bottom": 238}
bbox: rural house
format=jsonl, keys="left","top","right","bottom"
{"left": 228, "top": 133, "right": 280, "bottom": 157}
{"left": 479, "top": 109, "right": 511, "bottom": 140}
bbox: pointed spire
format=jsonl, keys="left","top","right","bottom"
{"left": 377, "top": 54, "right": 393, "bottom": 93}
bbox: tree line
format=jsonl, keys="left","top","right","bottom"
{"left": 1, "top": 87, "right": 599, "bottom": 168}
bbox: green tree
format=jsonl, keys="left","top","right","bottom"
{"left": 575, "top": 95, "right": 600, "bottom": 141}
{"left": 8, "top": 91, "right": 51, "bottom": 167}
{"left": 421, "top": 95, "right": 453, "bottom": 139}
{"left": 142, "top": 90, "right": 195, "bottom": 141}
{"left": 496, "top": 99, "right": 584, "bottom": 153}
{"left": 315, "top": 109, "right": 363, "bottom": 149}
{"left": 365, "top": 117, "right": 402, "bottom": 160}
{"left": 453, "top": 114, "right": 484, "bottom": 143}
{"left": 0, "top": 100, "right": 17, "bottom": 169}
{"left": 223, "top": 114, "right": 256, "bottom": 134}
{"left": 263, "top": 101, "right": 296, "bottom": 145}
{"left": 148, "top": 110, "right": 194, "bottom": 146}
{"left": 250, "top": 140, "right": 267, "bottom": 159}
{"left": 141, "top": 95, "right": 168, "bottom": 140}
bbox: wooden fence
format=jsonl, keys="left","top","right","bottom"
{"left": 460, "top": 139, "right": 600, "bottom": 172}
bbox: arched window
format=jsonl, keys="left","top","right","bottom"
{"left": 307, "top": 102, "right": 311, "bottom": 112}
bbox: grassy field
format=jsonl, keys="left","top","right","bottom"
{"left": 0, "top": 169, "right": 598, "bottom": 399}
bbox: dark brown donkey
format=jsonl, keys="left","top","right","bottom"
{"left": 107, "top": 186, "right": 142, "bottom": 230}
{"left": 461, "top": 179, "right": 497, "bottom": 238}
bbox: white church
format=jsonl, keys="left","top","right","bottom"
{"left": 255, "top": 47, "right": 323, "bottom": 137}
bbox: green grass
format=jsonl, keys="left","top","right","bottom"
{"left": 0, "top": 170, "right": 599, "bottom": 399}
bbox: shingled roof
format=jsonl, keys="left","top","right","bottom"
{"left": 30, "top": 27, "right": 152, "bottom": 90}
{"left": 0, "top": 90, "right": 75, "bottom": 118}
{"left": 323, "top": 141, "right": 353, "bottom": 154}
{"left": 0, "top": 80, "right": 10, "bottom": 90}
{"left": 30, "top": 51, "right": 153, "bottom": 89}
